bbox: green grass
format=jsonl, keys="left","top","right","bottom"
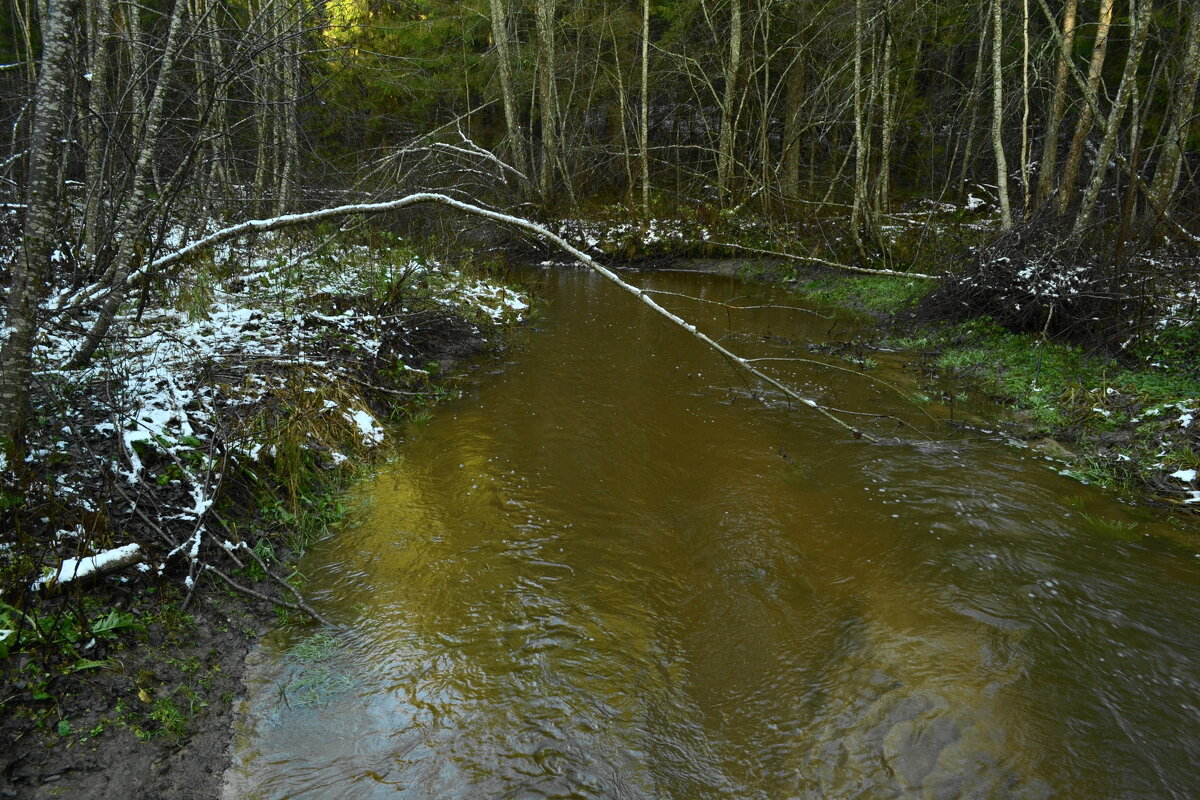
{"left": 779, "top": 270, "right": 1200, "bottom": 504}
{"left": 798, "top": 275, "right": 932, "bottom": 315}
{"left": 289, "top": 631, "right": 339, "bottom": 663}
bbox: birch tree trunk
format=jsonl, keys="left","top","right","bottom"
{"left": 876, "top": 23, "right": 895, "bottom": 218}
{"left": 716, "top": 0, "right": 742, "bottom": 204}
{"left": 275, "top": 0, "right": 300, "bottom": 216}
{"left": 253, "top": 0, "right": 275, "bottom": 213}
{"left": 489, "top": 0, "right": 529, "bottom": 183}
{"left": 83, "top": 0, "right": 114, "bottom": 258}
{"left": 67, "top": 0, "right": 189, "bottom": 369}
{"left": 1034, "top": 0, "right": 1078, "bottom": 207}
{"left": 1019, "top": 0, "right": 1031, "bottom": 215}
{"left": 0, "top": 0, "right": 81, "bottom": 460}
{"left": 123, "top": 0, "right": 148, "bottom": 144}
{"left": 1074, "top": 0, "right": 1154, "bottom": 232}
{"left": 1057, "top": 0, "right": 1115, "bottom": 217}
{"left": 1146, "top": 0, "right": 1200, "bottom": 221}
{"left": 991, "top": 0, "right": 1014, "bottom": 230}
{"left": 640, "top": 0, "right": 651, "bottom": 216}
{"left": 851, "top": 0, "right": 870, "bottom": 259}
{"left": 534, "top": 0, "right": 560, "bottom": 203}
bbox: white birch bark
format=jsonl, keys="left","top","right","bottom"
{"left": 489, "top": 0, "right": 529, "bottom": 183}
{"left": 991, "top": 0, "right": 1014, "bottom": 230}
{"left": 877, "top": 25, "right": 894, "bottom": 217}
{"left": 851, "top": 0, "right": 869, "bottom": 257}
{"left": 1058, "top": 0, "right": 1115, "bottom": 217}
{"left": 1074, "top": 0, "right": 1154, "bottom": 232}
{"left": 640, "top": 0, "right": 651, "bottom": 216}
{"left": 0, "top": 0, "right": 80, "bottom": 458}
{"left": 716, "top": 0, "right": 743, "bottom": 203}
{"left": 1020, "top": 0, "right": 1031, "bottom": 214}
{"left": 1146, "top": 0, "right": 1200, "bottom": 218}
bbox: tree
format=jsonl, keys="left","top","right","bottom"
{"left": 1145, "top": 0, "right": 1200, "bottom": 224}
{"left": 0, "top": 0, "right": 81, "bottom": 462}
{"left": 991, "top": 0, "right": 1013, "bottom": 230}
{"left": 1057, "top": 0, "right": 1115, "bottom": 218}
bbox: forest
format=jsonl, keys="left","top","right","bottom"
{"left": 1, "top": 0, "right": 1200, "bottom": 795}
{"left": 2, "top": 0, "right": 1198, "bottom": 447}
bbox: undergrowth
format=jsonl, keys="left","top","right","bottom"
{"left": 787, "top": 269, "right": 1200, "bottom": 506}
{"left": 0, "top": 227, "right": 528, "bottom": 749}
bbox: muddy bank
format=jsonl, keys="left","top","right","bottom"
{"left": 1, "top": 591, "right": 264, "bottom": 799}
{"left": 0, "top": 238, "right": 528, "bottom": 798}
{"left": 0, "top": 327, "right": 501, "bottom": 799}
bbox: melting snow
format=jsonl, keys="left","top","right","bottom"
{"left": 31, "top": 543, "right": 142, "bottom": 589}
{"left": 346, "top": 409, "right": 385, "bottom": 446}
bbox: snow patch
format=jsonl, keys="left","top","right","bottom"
{"left": 346, "top": 408, "right": 384, "bottom": 446}
{"left": 31, "top": 543, "right": 142, "bottom": 590}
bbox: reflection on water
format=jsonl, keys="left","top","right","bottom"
{"left": 226, "top": 267, "right": 1200, "bottom": 799}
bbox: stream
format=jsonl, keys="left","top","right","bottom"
{"left": 224, "top": 265, "right": 1200, "bottom": 799}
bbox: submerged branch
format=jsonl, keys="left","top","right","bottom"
{"left": 204, "top": 566, "right": 339, "bottom": 629}
{"left": 743, "top": 356, "right": 937, "bottom": 422}
{"left": 705, "top": 240, "right": 941, "bottom": 280}
{"left": 639, "top": 288, "right": 829, "bottom": 318}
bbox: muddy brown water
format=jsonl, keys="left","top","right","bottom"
{"left": 225, "top": 266, "right": 1200, "bottom": 799}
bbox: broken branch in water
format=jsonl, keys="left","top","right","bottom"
{"left": 705, "top": 240, "right": 941, "bottom": 280}
{"left": 638, "top": 288, "right": 830, "bottom": 318}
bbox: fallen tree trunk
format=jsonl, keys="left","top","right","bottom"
{"left": 29, "top": 543, "right": 143, "bottom": 592}
{"left": 64, "top": 193, "right": 880, "bottom": 441}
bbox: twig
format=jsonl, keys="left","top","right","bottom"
{"left": 204, "top": 566, "right": 339, "bottom": 629}
{"left": 235, "top": 541, "right": 342, "bottom": 629}
{"left": 639, "top": 288, "right": 829, "bottom": 318}
{"left": 706, "top": 240, "right": 941, "bottom": 280}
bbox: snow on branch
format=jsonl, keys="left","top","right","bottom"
{"left": 428, "top": 142, "right": 529, "bottom": 182}
{"left": 30, "top": 544, "right": 143, "bottom": 591}
{"left": 99, "top": 192, "right": 880, "bottom": 441}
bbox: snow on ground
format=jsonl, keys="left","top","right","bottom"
{"left": 554, "top": 217, "right": 712, "bottom": 253}
{"left": 4, "top": 235, "right": 527, "bottom": 584}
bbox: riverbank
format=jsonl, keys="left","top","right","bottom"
{"left": 0, "top": 234, "right": 528, "bottom": 797}
{"left": 556, "top": 206, "right": 1199, "bottom": 514}
{"left": 781, "top": 266, "right": 1200, "bottom": 513}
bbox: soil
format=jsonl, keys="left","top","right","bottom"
{"left": 1, "top": 589, "right": 267, "bottom": 800}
